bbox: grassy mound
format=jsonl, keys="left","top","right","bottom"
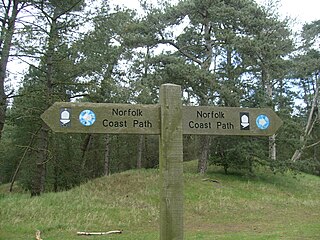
{"left": 1, "top": 161, "right": 320, "bottom": 239}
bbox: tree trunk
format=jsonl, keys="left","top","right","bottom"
{"left": 81, "top": 134, "right": 92, "bottom": 159}
{"left": 104, "top": 133, "right": 110, "bottom": 176}
{"left": 198, "top": 135, "right": 211, "bottom": 174}
{"left": 31, "top": 7, "right": 58, "bottom": 196}
{"left": 137, "top": 135, "right": 144, "bottom": 169}
{"left": 291, "top": 86, "right": 319, "bottom": 162}
{"left": 162, "top": 12, "right": 215, "bottom": 174}
{"left": 31, "top": 124, "right": 49, "bottom": 196}
{"left": 262, "top": 67, "right": 277, "bottom": 161}
{"left": 269, "top": 134, "right": 276, "bottom": 160}
{"left": 197, "top": 17, "right": 214, "bottom": 174}
{"left": 53, "top": 155, "right": 58, "bottom": 192}
{"left": 0, "top": 0, "right": 20, "bottom": 140}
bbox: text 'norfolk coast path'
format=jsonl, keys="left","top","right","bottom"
{"left": 182, "top": 106, "right": 283, "bottom": 136}
{"left": 41, "top": 102, "right": 161, "bottom": 135}
{"left": 42, "top": 103, "right": 282, "bottom": 136}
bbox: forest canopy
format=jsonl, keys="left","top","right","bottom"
{"left": 0, "top": 0, "right": 319, "bottom": 195}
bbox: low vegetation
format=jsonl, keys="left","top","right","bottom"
{"left": 1, "top": 161, "right": 320, "bottom": 239}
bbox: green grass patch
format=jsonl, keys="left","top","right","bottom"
{"left": 1, "top": 161, "right": 320, "bottom": 239}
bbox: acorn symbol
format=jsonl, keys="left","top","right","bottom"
{"left": 60, "top": 109, "right": 71, "bottom": 125}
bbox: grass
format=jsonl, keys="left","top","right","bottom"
{"left": 1, "top": 161, "right": 320, "bottom": 239}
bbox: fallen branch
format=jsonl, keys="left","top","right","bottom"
{"left": 202, "top": 178, "right": 220, "bottom": 184}
{"left": 35, "top": 230, "right": 42, "bottom": 240}
{"left": 77, "top": 230, "right": 122, "bottom": 236}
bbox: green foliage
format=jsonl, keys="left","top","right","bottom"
{"left": 301, "top": 20, "right": 320, "bottom": 49}
{"left": 210, "top": 137, "right": 268, "bottom": 174}
{"left": 288, "top": 19, "right": 320, "bottom": 175}
{"left": 0, "top": 124, "right": 20, "bottom": 184}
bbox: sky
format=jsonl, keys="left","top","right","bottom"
{"left": 257, "top": 0, "right": 319, "bottom": 25}
{"left": 113, "top": 0, "right": 319, "bottom": 29}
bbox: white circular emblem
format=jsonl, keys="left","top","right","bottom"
{"left": 256, "top": 114, "right": 270, "bottom": 130}
{"left": 79, "top": 110, "right": 96, "bottom": 126}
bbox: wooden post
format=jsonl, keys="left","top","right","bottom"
{"left": 159, "top": 84, "right": 184, "bottom": 240}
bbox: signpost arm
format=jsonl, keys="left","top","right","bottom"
{"left": 159, "top": 84, "right": 184, "bottom": 240}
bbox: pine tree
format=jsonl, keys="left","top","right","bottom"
{"left": 0, "top": 0, "right": 28, "bottom": 140}
{"left": 290, "top": 20, "right": 320, "bottom": 173}
{"left": 131, "top": 0, "right": 293, "bottom": 173}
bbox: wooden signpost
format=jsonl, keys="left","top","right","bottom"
{"left": 183, "top": 106, "right": 283, "bottom": 136}
{"left": 41, "top": 102, "right": 160, "bottom": 135}
{"left": 41, "top": 84, "right": 283, "bottom": 240}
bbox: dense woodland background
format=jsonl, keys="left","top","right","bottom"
{"left": 0, "top": 0, "right": 319, "bottom": 196}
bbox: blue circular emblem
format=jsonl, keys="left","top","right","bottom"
{"left": 256, "top": 115, "right": 270, "bottom": 130}
{"left": 79, "top": 110, "right": 96, "bottom": 126}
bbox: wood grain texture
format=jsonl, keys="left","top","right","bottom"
{"left": 41, "top": 102, "right": 160, "bottom": 134}
{"left": 159, "top": 84, "right": 184, "bottom": 240}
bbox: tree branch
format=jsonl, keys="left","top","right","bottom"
{"left": 157, "top": 39, "right": 202, "bottom": 65}
{"left": 305, "top": 140, "right": 320, "bottom": 149}
{"left": 291, "top": 86, "right": 319, "bottom": 162}
{"left": 70, "top": 93, "right": 88, "bottom": 99}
